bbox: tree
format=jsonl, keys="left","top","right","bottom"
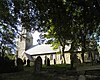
{"left": 45, "top": 24, "right": 67, "bottom": 64}
{"left": 0, "top": 0, "right": 39, "bottom": 55}
{"left": 34, "top": 0, "right": 100, "bottom": 66}
{"left": 0, "top": 21, "right": 16, "bottom": 57}
{"left": 0, "top": 0, "right": 19, "bottom": 56}
{"left": 0, "top": 0, "right": 100, "bottom": 68}
{"left": 77, "top": 0, "right": 100, "bottom": 63}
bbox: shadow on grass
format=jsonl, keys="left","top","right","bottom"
{"left": 1, "top": 63, "right": 100, "bottom": 80}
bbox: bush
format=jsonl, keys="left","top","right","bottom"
{"left": 0, "top": 56, "right": 16, "bottom": 73}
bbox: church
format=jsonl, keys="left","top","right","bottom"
{"left": 17, "top": 27, "right": 88, "bottom": 65}
{"left": 16, "top": 27, "right": 33, "bottom": 60}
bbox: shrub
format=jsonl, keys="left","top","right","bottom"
{"left": 0, "top": 56, "right": 16, "bottom": 73}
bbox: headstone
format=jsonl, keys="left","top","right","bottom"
{"left": 78, "top": 75, "right": 86, "bottom": 80}
{"left": 16, "top": 58, "right": 24, "bottom": 71}
{"left": 47, "top": 58, "right": 50, "bottom": 66}
{"left": 44, "top": 56, "right": 47, "bottom": 65}
{"left": 23, "top": 58, "right": 26, "bottom": 65}
{"left": 26, "top": 59, "right": 30, "bottom": 67}
{"left": 54, "top": 59, "right": 56, "bottom": 64}
{"left": 44, "top": 59, "right": 46, "bottom": 65}
{"left": 34, "top": 56, "right": 42, "bottom": 73}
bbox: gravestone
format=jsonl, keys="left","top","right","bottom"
{"left": 23, "top": 58, "right": 26, "bottom": 65}
{"left": 16, "top": 58, "right": 24, "bottom": 71}
{"left": 34, "top": 56, "right": 42, "bottom": 73}
{"left": 44, "top": 56, "right": 47, "bottom": 65}
{"left": 78, "top": 75, "right": 86, "bottom": 80}
{"left": 78, "top": 71, "right": 86, "bottom": 80}
{"left": 44, "top": 59, "right": 46, "bottom": 65}
{"left": 26, "top": 59, "right": 30, "bottom": 67}
{"left": 47, "top": 58, "right": 50, "bottom": 66}
{"left": 54, "top": 59, "right": 56, "bottom": 64}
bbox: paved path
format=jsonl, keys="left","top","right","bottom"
{"left": 77, "top": 65, "right": 100, "bottom": 71}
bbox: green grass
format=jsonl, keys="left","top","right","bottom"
{"left": 1, "top": 63, "right": 100, "bottom": 80}
{"left": 42, "top": 64, "right": 70, "bottom": 69}
{"left": 0, "top": 64, "right": 70, "bottom": 80}
{"left": 0, "top": 66, "right": 34, "bottom": 80}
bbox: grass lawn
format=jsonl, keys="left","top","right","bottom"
{"left": 0, "top": 66, "right": 34, "bottom": 80}
{"left": 0, "top": 64, "right": 71, "bottom": 80}
{"left": 42, "top": 64, "right": 70, "bottom": 69}
{"left": 1, "top": 63, "right": 100, "bottom": 80}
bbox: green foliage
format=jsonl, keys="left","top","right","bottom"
{"left": 0, "top": 0, "right": 100, "bottom": 60}
{"left": 35, "top": 0, "right": 100, "bottom": 47}
{"left": 34, "top": 0, "right": 100, "bottom": 64}
{"left": 5, "top": 53, "right": 15, "bottom": 60}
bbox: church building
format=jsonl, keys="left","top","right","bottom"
{"left": 16, "top": 27, "right": 73, "bottom": 64}
{"left": 17, "top": 27, "right": 33, "bottom": 60}
{"left": 17, "top": 27, "right": 91, "bottom": 65}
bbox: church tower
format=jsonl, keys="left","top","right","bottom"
{"left": 17, "top": 27, "right": 33, "bottom": 60}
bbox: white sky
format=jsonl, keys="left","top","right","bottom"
{"left": 32, "top": 31, "right": 100, "bottom": 46}
{"left": 32, "top": 31, "right": 40, "bottom": 45}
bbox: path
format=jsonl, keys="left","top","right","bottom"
{"left": 77, "top": 64, "right": 100, "bottom": 71}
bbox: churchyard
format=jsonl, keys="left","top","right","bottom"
{"left": 1, "top": 62, "right": 100, "bottom": 80}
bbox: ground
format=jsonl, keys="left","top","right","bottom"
{"left": 0, "top": 67, "right": 33, "bottom": 80}
{"left": 1, "top": 64, "right": 100, "bottom": 80}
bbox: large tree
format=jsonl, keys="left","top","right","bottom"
{"left": 34, "top": 0, "right": 100, "bottom": 66}
{"left": 0, "top": 0, "right": 18, "bottom": 56}
{"left": 0, "top": 0, "right": 39, "bottom": 55}
{"left": 0, "top": 0, "right": 100, "bottom": 66}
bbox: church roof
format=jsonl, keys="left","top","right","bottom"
{"left": 25, "top": 44, "right": 71, "bottom": 56}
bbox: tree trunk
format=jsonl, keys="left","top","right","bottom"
{"left": 70, "top": 42, "right": 74, "bottom": 69}
{"left": 81, "top": 34, "right": 86, "bottom": 63}
{"left": 70, "top": 53, "right": 74, "bottom": 69}
{"left": 81, "top": 40, "right": 86, "bottom": 63}
{"left": 62, "top": 46, "right": 66, "bottom": 64}
{"left": 81, "top": 50, "right": 85, "bottom": 63}
{"left": 2, "top": 49, "right": 4, "bottom": 58}
{"left": 90, "top": 51, "right": 93, "bottom": 65}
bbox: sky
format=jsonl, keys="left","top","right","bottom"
{"left": 32, "top": 31, "right": 100, "bottom": 46}
{"left": 32, "top": 31, "right": 40, "bottom": 45}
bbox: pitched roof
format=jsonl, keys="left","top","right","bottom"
{"left": 25, "top": 44, "right": 71, "bottom": 56}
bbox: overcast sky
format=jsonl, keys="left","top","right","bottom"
{"left": 32, "top": 31, "right": 40, "bottom": 45}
